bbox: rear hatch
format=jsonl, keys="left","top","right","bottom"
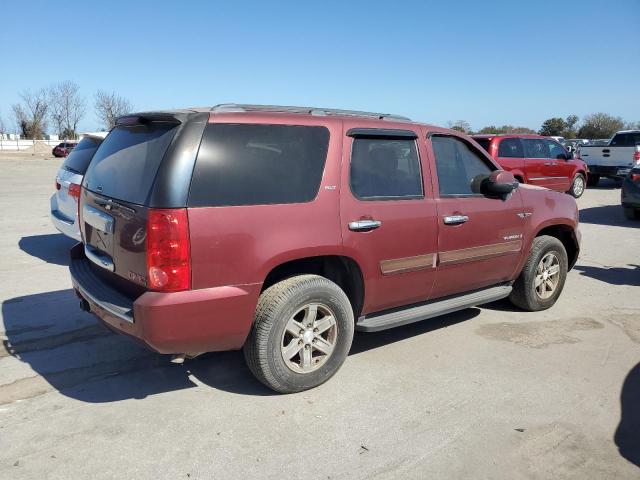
{"left": 55, "top": 136, "right": 103, "bottom": 221}
{"left": 80, "top": 117, "right": 182, "bottom": 297}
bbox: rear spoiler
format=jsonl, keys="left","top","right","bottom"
{"left": 115, "top": 111, "right": 191, "bottom": 126}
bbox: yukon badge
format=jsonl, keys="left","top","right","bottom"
{"left": 503, "top": 234, "right": 523, "bottom": 241}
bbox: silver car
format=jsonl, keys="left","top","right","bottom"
{"left": 50, "top": 132, "right": 108, "bottom": 240}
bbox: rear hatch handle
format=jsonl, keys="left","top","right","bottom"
{"left": 85, "top": 244, "right": 115, "bottom": 272}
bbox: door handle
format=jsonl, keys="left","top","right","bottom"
{"left": 544, "top": 162, "right": 552, "bottom": 166}
{"left": 348, "top": 219, "right": 382, "bottom": 231}
{"left": 443, "top": 215, "right": 469, "bottom": 225}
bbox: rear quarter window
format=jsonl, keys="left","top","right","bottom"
{"left": 188, "top": 124, "right": 330, "bottom": 207}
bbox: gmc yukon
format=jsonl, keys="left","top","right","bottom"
{"left": 70, "top": 104, "right": 581, "bottom": 393}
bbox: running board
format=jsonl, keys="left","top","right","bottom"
{"left": 356, "top": 285, "right": 512, "bottom": 332}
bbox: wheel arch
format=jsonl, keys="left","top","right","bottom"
{"left": 534, "top": 224, "right": 579, "bottom": 269}
{"left": 261, "top": 255, "right": 365, "bottom": 318}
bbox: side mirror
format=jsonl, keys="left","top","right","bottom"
{"left": 472, "top": 170, "right": 518, "bottom": 199}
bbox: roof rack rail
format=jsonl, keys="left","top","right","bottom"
{"left": 211, "top": 104, "right": 411, "bottom": 122}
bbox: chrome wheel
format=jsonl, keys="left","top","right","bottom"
{"left": 281, "top": 303, "right": 338, "bottom": 373}
{"left": 534, "top": 253, "right": 560, "bottom": 299}
{"left": 572, "top": 175, "right": 585, "bottom": 197}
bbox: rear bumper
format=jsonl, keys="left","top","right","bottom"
{"left": 588, "top": 165, "right": 632, "bottom": 178}
{"left": 69, "top": 243, "right": 261, "bottom": 354}
{"left": 50, "top": 194, "right": 81, "bottom": 241}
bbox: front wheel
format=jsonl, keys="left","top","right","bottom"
{"left": 569, "top": 173, "right": 586, "bottom": 198}
{"left": 243, "top": 275, "right": 354, "bottom": 393}
{"left": 509, "top": 236, "right": 568, "bottom": 312}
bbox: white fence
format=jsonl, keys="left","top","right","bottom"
{"left": 0, "top": 139, "right": 61, "bottom": 151}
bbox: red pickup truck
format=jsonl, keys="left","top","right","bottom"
{"left": 472, "top": 134, "right": 588, "bottom": 198}
{"left": 70, "top": 105, "right": 581, "bottom": 393}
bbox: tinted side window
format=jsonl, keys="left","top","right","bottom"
{"left": 350, "top": 138, "right": 423, "bottom": 200}
{"left": 545, "top": 139, "right": 566, "bottom": 159}
{"left": 189, "top": 124, "right": 329, "bottom": 207}
{"left": 497, "top": 138, "right": 524, "bottom": 158}
{"left": 523, "top": 139, "right": 548, "bottom": 158}
{"left": 432, "top": 136, "right": 493, "bottom": 195}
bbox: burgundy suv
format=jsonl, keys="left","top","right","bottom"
{"left": 70, "top": 104, "right": 580, "bottom": 393}
{"left": 472, "top": 134, "right": 588, "bottom": 198}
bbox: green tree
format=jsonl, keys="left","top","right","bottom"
{"left": 539, "top": 117, "right": 566, "bottom": 136}
{"left": 563, "top": 115, "right": 579, "bottom": 138}
{"left": 476, "top": 125, "right": 535, "bottom": 135}
{"left": 447, "top": 120, "right": 472, "bottom": 134}
{"left": 578, "top": 113, "right": 624, "bottom": 139}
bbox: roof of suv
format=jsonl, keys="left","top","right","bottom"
{"left": 117, "top": 104, "right": 414, "bottom": 125}
{"left": 472, "top": 134, "right": 547, "bottom": 139}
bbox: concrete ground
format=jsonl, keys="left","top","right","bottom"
{"left": 1, "top": 156, "right": 638, "bottom": 479}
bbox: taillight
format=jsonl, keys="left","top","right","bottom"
{"left": 631, "top": 173, "right": 640, "bottom": 183}
{"left": 146, "top": 209, "right": 191, "bottom": 292}
{"left": 68, "top": 183, "right": 81, "bottom": 199}
{"left": 633, "top": 146, "right": 640, "bottom": 164}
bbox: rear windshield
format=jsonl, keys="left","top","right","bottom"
{"left": 473, "top": 138, "right": 491, "bottom": 153}
{"left": 62, "top": 137, "right": 102, "bottom": 174}
{"left": 189, "top": 123, "right": 330, "bottom": 207}
{"left": 610, "top": 132, "right": 640, "bottom": 147}
{"left": 83, "top": 123, "right": 178, "bottom": 205}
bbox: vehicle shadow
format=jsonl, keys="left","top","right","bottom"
{"left": 2, "top": 289, "right": 482, "bottom": 402}
{"left": 589, "top": 178, "right": 622, "bottom": 190}
{"left": 579, "top": 205, "right": 640, "bottom": 228}
{"left": 573, "top": 264, "right": 640, "bottom": 287}
{"left": 18, "top": 233, "right": 77, "bottom": 266}
{"left": 615, "top": 361, "right": 640, "bottom": 467}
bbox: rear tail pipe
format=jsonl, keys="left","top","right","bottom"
{"left": 79, "top": 298, "right": 90, "bottom": 312}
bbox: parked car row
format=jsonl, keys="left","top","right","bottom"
{"left": 472, "top": 134, "right": 588, "bottom": 198}
{"left": 55, "top": 104, "right": 582, "bottom": 393}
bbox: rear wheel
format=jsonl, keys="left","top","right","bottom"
{"left": 243, "top": 275, "right": 354, "bottom": 393}
{"left": 569, "top": 173, "right": 586, "bottom": 198}
{"left": 509, "top": 236, "right": 568, "bottom": 312}
{"left": 587, "top": 174, "right": 600, "bottom": 187}
{"left": 624, "top": 206, "right": 640, "bottom": 220}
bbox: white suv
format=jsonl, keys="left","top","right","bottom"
{"left": 50, "top": 132, "right": 108, "bottom": 240}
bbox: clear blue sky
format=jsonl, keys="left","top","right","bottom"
{"left": 1, "top": 0, "right": 638, "bottom": 133}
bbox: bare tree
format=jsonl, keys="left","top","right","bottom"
{"left": 94, "top": 90, "right": 132, "bottom": 130}
{"left": 0, "top": 111, "right": 6, "bottom": 136}
{"left": 49, "top": 81, "right": 85, "bottom": 139}
{"left": 12, "top": 88, "right": 49, "bottom": 139}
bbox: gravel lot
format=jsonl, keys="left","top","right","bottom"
{"left": 1, "top": 156, "right": 638, "bottom": 479}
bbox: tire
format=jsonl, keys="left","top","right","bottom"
{"left": 624, "top": 207, "right": 640, "bottom": 220}
{"left": 586, "top": 174, "right": 600, "bottom": 187}
{"left": 569, "top": 173, "right": 586, "bottom": 198}
{"left": 509, "top": 235, "right": 568, "bottom": 312}
{"left": 243, "top": 275, "right": 354, "bottom": 393}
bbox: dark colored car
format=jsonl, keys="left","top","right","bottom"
{"left": 52, "top": 141, "right": 78, "bottom": 158}
{"left": 70, "top": 104, "right": 581, "bottom": 393}
{"left": 472, "top": 134, "right": 588, "bottom": 198}
{"left": 621, "top": 165, "right": 640, "bottom": 220}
